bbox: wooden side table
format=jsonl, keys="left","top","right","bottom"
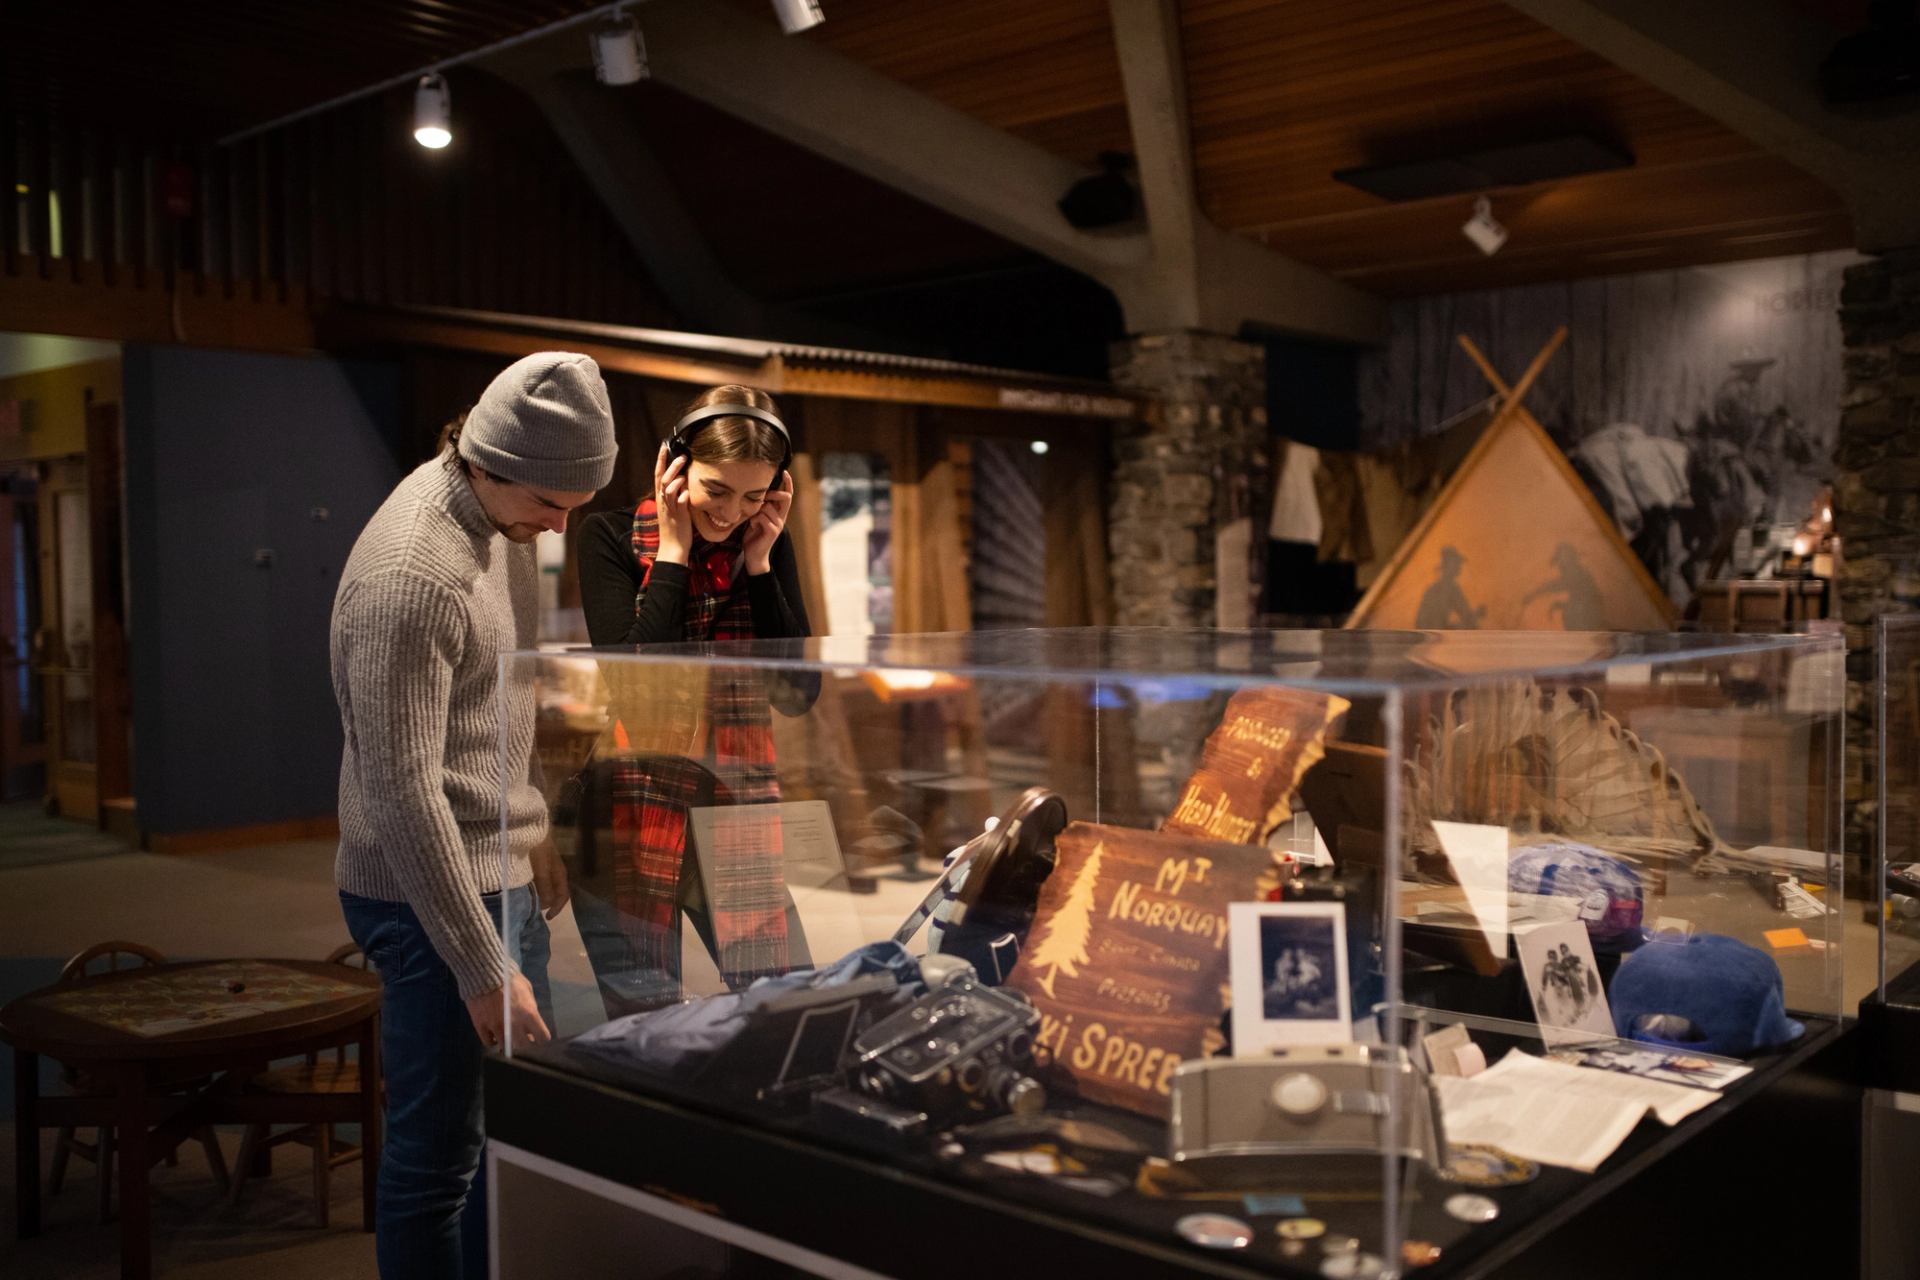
{"left": 1, "top": 959, "right": 382, "bottom": 1280}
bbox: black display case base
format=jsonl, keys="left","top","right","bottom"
{"left": 486, "top": 1020, "right": 1860, "bottom": 1280}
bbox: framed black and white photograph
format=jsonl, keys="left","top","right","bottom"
{"left": 1516, "top": 919, "right": 1615, "bottom": 1046}
{"left": 1229, "top": 901, "right": 1352, "bottom": 1055}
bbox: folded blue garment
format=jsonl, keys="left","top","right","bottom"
{"left": 572, "top": 940, "right": 924, "bottom": 1076}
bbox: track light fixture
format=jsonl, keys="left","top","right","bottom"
{"left": 226, "top": 0, "right": 712, "bottom": 147}
{"left": 413, "top": 74, "right": 452, "bottom": 149}
{"left": 591, "top": 9, "right": 648, "bottom": 85}
{"left": 771, "top": 0, "right": 825, "bottom": 34}
{"left": 1461, "top": 195, "right": 1507, "bottom": 256}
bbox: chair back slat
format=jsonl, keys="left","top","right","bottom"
{"left": 59, "top": 940, "right": 167, "bottom": 984}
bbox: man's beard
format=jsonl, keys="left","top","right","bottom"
{"left": 498, "top": 522, "right": 543, "bottom": 544}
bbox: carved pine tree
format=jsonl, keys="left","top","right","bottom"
{"left": 1027, "top": 840, "right": 1105, "bottom": 998}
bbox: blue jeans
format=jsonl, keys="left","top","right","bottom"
{"left": 341, "top": 885, "right": 552, "bottom": 1280}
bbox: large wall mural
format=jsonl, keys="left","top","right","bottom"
{"left": 1357, "top": 250, "right": 1858, "bottom": 607}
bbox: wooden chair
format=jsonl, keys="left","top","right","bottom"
{"left": 46, "top": 941, "right": 231, "bottom": 1220}
{"left": 226, "top": 944, "right": 377, "bottom": 1227}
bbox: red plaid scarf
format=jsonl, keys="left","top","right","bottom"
{"left": 608, "top": 499, "right": 790, "bottom": 1003}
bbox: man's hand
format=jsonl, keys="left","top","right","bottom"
{"left": 530, "top": 837, "right": 570, "bottom": 920}
{"left": 653, "top": 443, "right": 694, "bottom": 566}
{"left": 465, "top": 972, "right": 551, "bottom": 1051}
{"left": 742, "top": 471, "right": 794, "bottom": 576}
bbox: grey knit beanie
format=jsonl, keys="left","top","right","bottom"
{"left": 459, "top": 352, "right": 617, "bottom": 492}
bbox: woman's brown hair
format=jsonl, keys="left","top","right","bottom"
{"left": 677, "top": 385, "right": 786, "bottom": 469}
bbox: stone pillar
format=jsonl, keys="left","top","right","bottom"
{"left": 1834, "top": 248, "right": 1920, "bottom": 873}
{"left": 1108, "top": 332, "right": 1268, "bottom": 629}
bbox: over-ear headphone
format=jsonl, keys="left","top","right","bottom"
{"left": 668, "top": 401, "right": 792, "bottom": 485}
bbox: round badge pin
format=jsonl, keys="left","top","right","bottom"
{"left": 1320, "top": 1251, "right": 1385, "bottom": 1279}
{"left": 1280, "top": 1239, "right": 1309, "bottom": 1259}
{"left": 1275, "top": 1217, "right": 1328, "bottom": 1240}
{"left": 1442, "top": 1143, "right": 1539, "bottom": 1187}
{"left": 1445, "top": 1193, "right": 1501, "bottom": 1224}
{"left": 1177, "top": 1213, "right": 1253, "bottom": 1250}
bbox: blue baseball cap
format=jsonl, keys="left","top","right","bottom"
{"left": 1507, "top": 840, "right": 1645, "bottom": 951}
{"left": 1609, "top": 932, "right": 1804, "bottom": 1058}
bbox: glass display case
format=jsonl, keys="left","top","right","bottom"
{"left": 494, "top": 628, "right": 1847, "bottom": 1279}
{"left": 1868, "top": 612, "right": 1920, "bottom": 1280}
{"left": 1880, "top": 613, "right": 1920, "bottom": 1007}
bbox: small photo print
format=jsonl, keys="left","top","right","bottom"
{"left": 1516, "top": 919, "right": 1614, "bottom": 1047}
{"left": 1260, "top": 915, "right": 1342, "bottom": 1019}
{"left": 1229, "top": 901, "right": 1351, "bottom": 1055}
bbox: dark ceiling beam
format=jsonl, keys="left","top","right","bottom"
{"left": 1109, "top": 0, "right": 1385, "bottom": 339}
{"left": 1503, "top": 0, "right": 1920, "bottom": 249}
{"left": 486, "top": 45, "right": 767, "bottom": 337}
{"left": 573, "top": 0, "right": 1384, "bottom": 343}
{"left": 636, "top": 0, "right": 1139, "bottom": 282}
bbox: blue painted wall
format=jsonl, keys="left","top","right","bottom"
{"left": 122, "top": 347, "right": 406, "bottom": 835}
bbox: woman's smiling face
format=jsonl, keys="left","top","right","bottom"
{"left": 685, "top": 456, "right": 778, "bottom": 541}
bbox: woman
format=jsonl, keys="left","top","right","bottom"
{"left": 579, "top": 384, "right": 807, "bottom": 647}
{"left": 574, "top": 385, "right": 813, "bottom": 1017}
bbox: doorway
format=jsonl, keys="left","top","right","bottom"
{"left": 0, "top": 464, "right": 46, "bottom": 800}
{"left": 0, "top": 339, "right": 132, "bottom": 836}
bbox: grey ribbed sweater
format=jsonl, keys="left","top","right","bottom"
{"left": 330, "top": 456, "right": 545, "bottom": 999}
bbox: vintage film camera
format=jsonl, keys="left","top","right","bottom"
{"left": 849, "top": 961, "right": 1047, "bottom": 1123}
{"left": 1168, "top": 1045, "right": 1447, "bottom": 1187}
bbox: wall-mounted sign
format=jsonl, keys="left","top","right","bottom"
{"left": 995, "top": 387, "right": 1139, "bottom": 419}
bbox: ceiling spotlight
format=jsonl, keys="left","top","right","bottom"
{"left": 591, "top": 10, "right": 648, "bottom": 85}
{"left": 413, "top": 73, "right": 452, "bottom": 149}
{"left": 1030, "top": 440, "right": 1050, "bottom": 455}
{"left": 1461, "top": 195, "right": 1507, "bottom": 256}
{"left": 771, "top": 0, "right": 825, "bottom": 33}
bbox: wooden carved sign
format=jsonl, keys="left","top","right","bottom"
{"left": 1162, "top": 686, "right": 1351, "bottom": 845}
{"left": 1007, "top": 822, "right": 1277, "bottom": 1119}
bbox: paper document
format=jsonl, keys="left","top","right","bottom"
{"left": 1436, "top": 1050, "right": 1718, "bottom": 1173}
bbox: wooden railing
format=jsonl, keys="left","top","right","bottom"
{"left": 1, "top": 82, "right": 674, "bottom": 345}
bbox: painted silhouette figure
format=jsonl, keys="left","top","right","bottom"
{"left": 1522, "top": 543, "right": 1605, "bottom": 629}
{"left": 1415, "top": 546, "right": 1487, "bottom": 629}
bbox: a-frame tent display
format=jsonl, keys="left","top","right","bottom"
{"left": 1346, "top": 327, "right": 1676, "bottom": 631}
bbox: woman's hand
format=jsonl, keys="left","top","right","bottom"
{"left": 654, "top": 443, "right": 694, "bottom": 566}
{"left": 742, "top": 471, "right": 794, "bottom": 575}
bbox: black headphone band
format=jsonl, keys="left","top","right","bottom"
{"left": 669, "top": 403, "right": 791, "bottom": 465}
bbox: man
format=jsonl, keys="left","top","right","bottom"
{"left": 331, "top": 351, "right": 616, "bottom": 1278}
